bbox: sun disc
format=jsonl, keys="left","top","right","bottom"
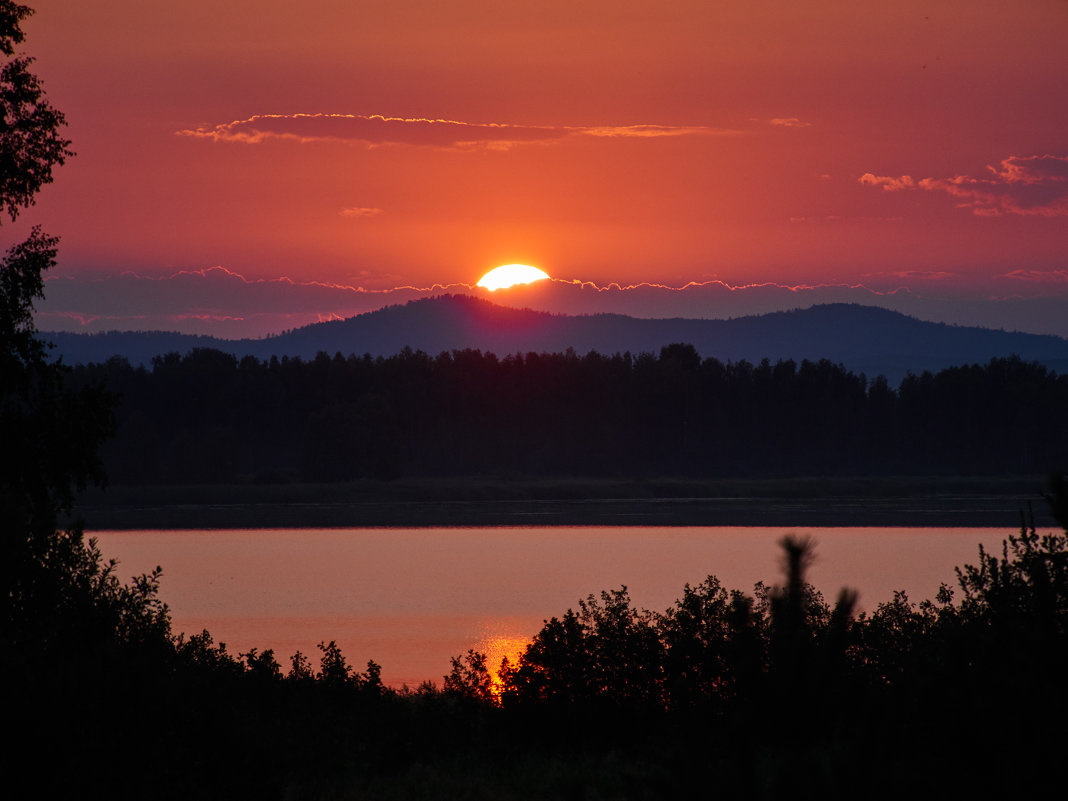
{"left": 477, "top": 264, "right": 550, "bottom": 291}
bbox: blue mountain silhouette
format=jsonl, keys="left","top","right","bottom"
{"left": 45, "top": 295, "right": 1068, "bottom": 384}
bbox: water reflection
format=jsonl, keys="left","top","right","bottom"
{"left": 473, "top": 626, "right": 533, "bottom": 694}
{"left": 95, "top": 526, "right": 1014, "bottom": 687}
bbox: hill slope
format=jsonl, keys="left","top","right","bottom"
{"left": 44, "top": 295, "right": 1068, "bottom": 383}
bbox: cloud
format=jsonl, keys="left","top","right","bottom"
{"left": 860, "top": 155, "right": 1068, "bottom": 216}
{"left": 859, "top": 173, "right": 916, "bottom": 192}
{"left": 578, "top": 124, "right": 735, "bottom": 139}
{"left": 339, "top": 206, "right": 383, "bottom": 218}
{"left": 1000, "top": 269, "right": 1068, "bottom": 283}
{"left": 34, "top": 268, "right": 1068, "bottom": 340}
{"left": 867, "top": 270, "right": 958, "bottom": 281}
{"left": 770, "top": 117, "right": 812, "bottom": 128}
{"left": 789, "top": 215, "right": 903, "bottom": 223}
{"left": 176, "top": 113, "right": 741, "bottom": 150}
{"left": 37, "top": 266, "right": 478, "bottom": 337}
{"left": 41, "top": 266, "right": 386, "bottom": 317}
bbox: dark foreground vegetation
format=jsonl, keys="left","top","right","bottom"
{"left": 4, "top": 5, "right": 1068, "bottom": 797}
{"left": 9, "top": 470, "right": 1068, "bottom": 799}
{"left": 71, "top": 345, "right": 1068, "bottom": 483}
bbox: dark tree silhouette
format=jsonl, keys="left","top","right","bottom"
{"left": 0, "top": 7, "right": 182, "bottom": 796}
{"left": 0, "top": 3, "right": 73, "bottom": 220}
{"left": 0, "top": 0, "right": 121, "bottom": 645}
{"left": 444, "top": 648, "right": 495, "bottom": 703}
{"left": 71, "top": 343, "right": 1068, "bottom": 485}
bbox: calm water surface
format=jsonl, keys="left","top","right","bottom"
{"left": 95, "top": 526, "right": 1014, "bottom": 687}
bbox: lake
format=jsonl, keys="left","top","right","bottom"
{"left": 95, "top": 526, "right": 1016, "bottom": 688}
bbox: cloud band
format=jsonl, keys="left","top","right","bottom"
{"left": 176, "top": 113, "right": 741, "bottom": 150}
{"left": 860, "top": 155, "right": 1068, "bottom": 217}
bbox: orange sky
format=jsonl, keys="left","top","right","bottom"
{"left": 9, "top": 1, "right": 1068, "bottom": 334}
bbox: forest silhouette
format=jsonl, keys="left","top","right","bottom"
{"left": 70, "top": 345, "right": 1067, "bottom": 484}
{"left": 3, "top": 2, "right": 1068, "bottom": 797}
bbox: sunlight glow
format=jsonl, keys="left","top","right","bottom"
{"left": 478, "top": 633, "right": 532, "bottom": 698}
{"left": 476, "top": 264, "right": 550, "bottom": 291}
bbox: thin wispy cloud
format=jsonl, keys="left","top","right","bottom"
{"left": 858, "top": 174, "right": 915, "bottom": 192}
{"left": 339, "top": 206, "right": 384, "bottom": 218}
{"left": 871, "top": 270, "right": 958, "bottom": 281}
{"left": 176, "top": 113, "right": 742, "bottom": 150}
{"left": 860, "top": 155, "right": 1068, "bottom": 216}
{"left": 1000, "top": 269, "right": 1068, "bottom": 283}
{"left": 788, "top": 215, "right": 904, "bottom": 223}
{"left": 577, "top": 124, "right": 735, "bottom": 139}
{"left": 770, "top": 117, "right": 812, "bottom": 128}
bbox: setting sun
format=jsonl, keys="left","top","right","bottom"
{"left": 476, "top": 264, "right": 550, "bottom": 291}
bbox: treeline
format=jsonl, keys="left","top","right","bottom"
{"left": 69, "top": 345, "right": 1068, "bottom": 483}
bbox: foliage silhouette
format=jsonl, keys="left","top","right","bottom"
{"left": 1, "top": 0, "right": 122, "bottom": 653}
{"left": 444, "top": 648, "right": 495, "bottom": 703}
{"left": 481, "top": 494, "right": 1068, "bottom": 795}
{"left": 0, "top": 2, "right": 73, "bottom": 220}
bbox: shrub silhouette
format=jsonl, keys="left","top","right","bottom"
{"left": 444, "top": 648, "right": 495, "bottom": 703}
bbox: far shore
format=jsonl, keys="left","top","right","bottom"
{"left": 73, "top": 475, "right": 1056, "bottom": 530}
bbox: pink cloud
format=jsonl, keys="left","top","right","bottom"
{"left": 1000, "top": 269, "right": 1068, "bottom": 283}
{"left": 579, "top": 124, "right": 740, "bottom": 138}
{"left": 789, "top": 215, "right": 903, "bottom": 223}
{"left": 339, "top": 207, "right": 383, "bottom": 218}
{"left": 859, "top": 173, "right": 916, "bottom": 192}
{"left": 871, "top": 270, "right": 958, "bottom": 281}
{"left": 861, "top": 155, "right": 1068, "bottom": 216}
{"left": 176, "top": 113, "right": 741, "bottom": 150}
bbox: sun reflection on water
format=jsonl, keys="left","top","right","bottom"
{"left": 473, "top": 628, "right": 532, "bottom": 695}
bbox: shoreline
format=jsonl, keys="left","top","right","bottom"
{"left": 73, "top": 475, "right": 1056, "bottom": 530}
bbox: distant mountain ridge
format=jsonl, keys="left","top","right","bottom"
{"left": 44, "top": 295, "right": 1068, "bottom": 383}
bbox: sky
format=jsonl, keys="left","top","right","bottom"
{"left": 9, "top": 1, "right": 1068, "bottom": 337}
